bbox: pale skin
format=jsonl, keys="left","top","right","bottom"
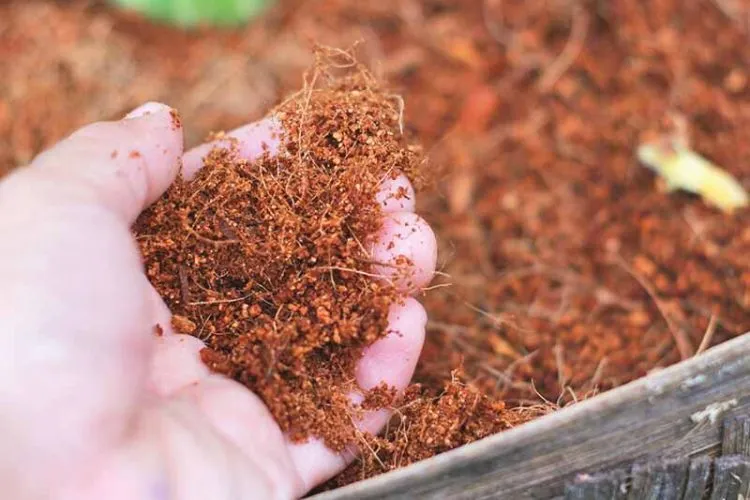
{"left": 0, "top": 102, "right": 437, "bottom": 499}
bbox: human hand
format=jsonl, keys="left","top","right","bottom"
{"left": 0, "top": 103, "right": 437, "bottom": 499}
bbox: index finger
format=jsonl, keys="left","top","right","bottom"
{"left": 181, "top": 116, "right": 282, "bottom": 180}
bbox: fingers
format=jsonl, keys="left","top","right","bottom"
{"left": 286, "top": 299, "right": 427, "bottom": 491}
{"left": 183, "top": 116, "right": 434, "bottom": 295}
{"left": 370, "top": 212, "right": 438, "bottom": 293}
{"left": 377, "top": 173, "right": 416, "bottom": 213}
{"left": 26, "top": 102, "right": 184, "bottom": 223}
{"left": 181, "top": 117, "right": 282, "bottom": 180}
{"left": 374, "top": 172, "right": 437, "bottom": 293}
{"left": 356, "top": 298, "right": 427, "bottom": 391}
{"left": 284, "top": 174, "right": 435, "bottom": 490}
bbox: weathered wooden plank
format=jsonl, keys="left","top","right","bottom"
{"left": 626, "top": 459, "right": 688, "bottom": 500}
{"left": 627, "top": 463, "right": 650, "bottom": 500}
{"left": 681, "top": 456, "right": 712, "bottom": 500}
{"left": 312, "top": 332, "right": 750, "bottom": 500}
{"left": 564, "top": 469, "right": 628, "bottom": 500}
{"left": 708, "top": 455, "right": 750, "bottom": 500}
{"left": 722, "top": 415, "right": 750, "bottom": 456}
{"left": 661, "top": 459, "right": 689, "bottom": 500}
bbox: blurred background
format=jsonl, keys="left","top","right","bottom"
{"left": 1, "top": 0, "right": 748, "bottom": 407}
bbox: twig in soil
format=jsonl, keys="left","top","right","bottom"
{"left": 613, "top": 253, "right": 694, "bottom": 360}
{"left": 420, "top": 282, "right": 453, "bottom": 292}
{"left": 695, "top": 315, "right": 718, "bottom": 356}
{"left": 313, "top": 265, "right": 393, "bottom": 283}
{"left": 586, "top": 356, "right": 608, "bottom": 392}
{"left": 346, "top": 223, "right": 372, "bottom": 259}
{"left": 194, "top": 312, "right": 213, "bottom": 341}
{"left": 683, "top": 299, "right": 744, "bottom": 332}
{"left": 387, "top": 94, "right": 405, "bottom": 135}
{"left": 562, "top": 386, "right": 579, "bottom": 405}
{"left": 509, "top": 402, "right": 559, "bottom": 420}
{"left": 188, "top": 293, "right": 254, "bottom": 306}
{"left": 537, "top": 4, "right": 589, "bottom": 92}
{"left": 181, "top": 221, "right": 240, "bottom": 246}
{"left": 482, "top": 350, "right": 539, "bottom": 396}
{"left": 530, "top": 380, "right": 556, "bottom": 407}
{"left": 178, "top": 266, "right": 191, "bottom": 304}
{"left": 461, "top": 300, "right": 533, "bottom": 334}
{"left": 553, "top": 343, "right": 569, "bottom": 391}
{"left": 349, "top": 413, "right": 386, "bottom": 471}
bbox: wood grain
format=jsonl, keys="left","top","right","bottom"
{"left": 312, "top": 332, "right": 750, "bottom": 499}
{"left": 626, "top": 459, "right": 688, "bottom": 500}
{"left": 722, "top": 415, "right": 750, "bottom": 456}
{"left": 564, "top": 469, "right": 628, "bottom": 499}
{"left": 709, "top": 455, "right": 750, "bottom": 500}
{"left": 680, "top": 457, "right": 712, "bottom": 500}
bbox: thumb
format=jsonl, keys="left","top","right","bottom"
{"left": 0, "top": 103, "right": 183, "bottom": 498}
{"left": 19, "top": 101, "right": 184, "bottom": 223}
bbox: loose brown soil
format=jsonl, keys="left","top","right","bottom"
{"left": 135, "top": 54, "right": 427, "bottom": 449}
{"left": 323, "top": 375, "right": 555, "bottom": 490}
{"left": 2, "top": 0, "right": 749, "bottom": 489}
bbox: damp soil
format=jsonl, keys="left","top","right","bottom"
{"left": 2, "top": 0, "right": 749, "bottom": 488}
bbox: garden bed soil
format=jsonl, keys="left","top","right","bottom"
{"left": 1, "top": 0, "right": 748, "bottom": 488}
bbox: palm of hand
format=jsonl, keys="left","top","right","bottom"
{"left": 0, "top": 103, "right": 436, "bottom": 499}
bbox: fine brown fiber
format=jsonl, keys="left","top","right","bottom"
{"left": 135, "top": 48, "right": 425, "bottom": 449}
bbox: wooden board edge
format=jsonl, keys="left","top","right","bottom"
{"left": 312, "top": 331, "right": 750, "bottom": 499}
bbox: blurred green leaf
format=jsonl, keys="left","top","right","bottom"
{"left": 111, "top": 0, "right": 271, "bottom": 27}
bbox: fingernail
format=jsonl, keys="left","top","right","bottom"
{"left": 124, "top": 102, "right": 170, "bottom": 120}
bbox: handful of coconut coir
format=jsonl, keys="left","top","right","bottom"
{"left": 134, "top": 62, "right": 424, "bottom": 450}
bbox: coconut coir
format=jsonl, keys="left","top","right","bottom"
{"left": 321, "top": 374, "right": 553, "bottom": 490}
{"left": 4, "top": 0, "right": 750, "bottom": 489}
{"left": 135, "top": 56, "right": 426, "bottom": 449}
